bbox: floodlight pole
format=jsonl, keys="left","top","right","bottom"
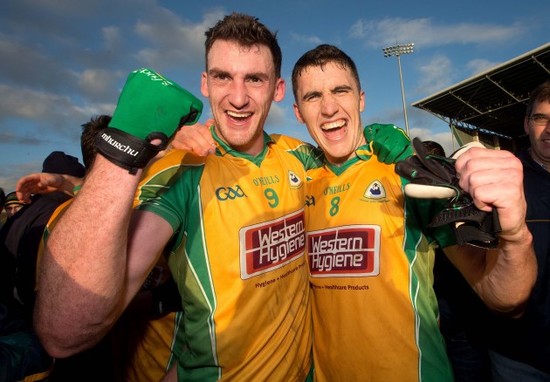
{"left": 383, "top": 43, "right": 414, "bottom": 136}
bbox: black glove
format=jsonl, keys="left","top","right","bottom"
{"left": 150, "top": 278, "right": 183, "bottom": 317}
{"left": 96, "top": 68, "right": 203, "bottom": 174}
{"left": 395, "top": 137, "right": 501, "bottom": 248}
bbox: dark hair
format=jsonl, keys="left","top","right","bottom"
{"left": 81, "top": 115, "right": 111, "bottom": 171}
{"left": 204, "top": 12, "right": 282, "bottom": 77}
{"left": 526, "top": 80, "right": 550, "bottom": 116}
{"left": 292, "top": 44, "right": 361, "bottom": 101}
{"left": 0, "top": 187, "right": 5, "bottom": 207}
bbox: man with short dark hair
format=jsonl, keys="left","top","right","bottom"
{"left": 35, "top": 13, "right": 319, "bottom": 381}
{"left": 291, "top": 44, "right": 536, "bottom": 381}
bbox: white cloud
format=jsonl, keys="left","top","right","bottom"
{"left": 349, "top": 17, "right": 527, "bottom": 48}
{"left": 0, "top": 160, "right": 44, "bottom": 193}
{"left": 416, "top": 54, "right": 455, "bottom": 95}
{"left": 466, "top": 58, "right": 500, "bottom": 76}
{"left": 133, "top": 8, "right": 226, "bottom": 71}
{"left": 77, "top": 69, "right": 120, "bottom": 98}
{"left": 289, "top": 32, "right": 323, "bottom": 46}
{"left": 266, "top": 103, "right": 288, "bottom": 129}
{"left": 0, "top": 84, "right": 98, "bottom": 140}
{"left": 102, "top": 26, "right": 122, "bottom": 51}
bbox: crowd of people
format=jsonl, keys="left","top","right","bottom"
{"left": 1, "top": 11, "right": 548, "bottom": 382}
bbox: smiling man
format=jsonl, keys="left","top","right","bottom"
{"left": 291, "top": 44, "right": 536, "bottom": 382}
{"left": 35, "top": 13, "right": 321, "bottom": 381}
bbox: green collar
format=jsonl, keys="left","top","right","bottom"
{"left": 325, "top": 143, "right": 373, "bottom": 176}
{"left": 212, "top": 127, "right": 272, "bottom": 166}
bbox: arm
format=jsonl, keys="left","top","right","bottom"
{"left": 171, "top": 119, "right": 216, "bottom": 155}
{"left": 34, "top": 68, "right": 202, "bottom": 357}
{"left": 173, "top": 119, "right": 325, "bottom": 169}
{"left": 443, "top": 147, "right": 536, "bottom": 317}
{"left": 16, "top": 172, "right": 83, "bottom": 203}
{"left": 33, "top": 68, "right": 201, "bottom": 358}
{"left": 34, "top": 155, "right": 174, "bottom": 358}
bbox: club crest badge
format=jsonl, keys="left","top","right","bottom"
{"left": 363, "top": 180, "right": 386, "bottom": 200}
{"left": 288, "top": 170, "right": 302, "bottom": 188}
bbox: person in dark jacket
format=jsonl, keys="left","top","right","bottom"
{"left": 438, "top": 81, "right": 550, "bottom": 381}
{"left": 0, "top": 151, "right": 85, "bottom": 382}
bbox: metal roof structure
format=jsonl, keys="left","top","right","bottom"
{"left": 412, "top": 42, "right": 550, "bottom": 151}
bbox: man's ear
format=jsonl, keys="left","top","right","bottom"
{"left": 273, "top": 78, "right": 285, "bottom": 102}
{"left": 200, "top": 72, "right": 209, "bottom": 97}
{"left": 523, "top": 115, "right": 530, "bottom": 135}
{"left": 293, "top": 103, "right": 305, "bottom": 124}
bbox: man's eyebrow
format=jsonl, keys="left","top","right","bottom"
{"left": 332, "top": 85, "right": 353, "bottom": 92}
{"left": 207, "top": 68, "right": 228, "bottom": 76}
{"left": 302, "top": 84, "right": 353, "bottom": 100}
{"left": 245, "top": 72, "right": 270, "bottom": 80}
{"left": 207, "top": 68, "right": 270, "bottom": 80}
{"left": 301, "top": 90, "right": 322, "bottom": 100}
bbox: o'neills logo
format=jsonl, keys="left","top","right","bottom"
{"left": 239, "top": 209, "right": 305, "bottom": 279}
{"left": 100, "top": 132, "right": 139, "bottom": 157}
{"left": 307, "top": 225, "right": 380, "bottom": 277}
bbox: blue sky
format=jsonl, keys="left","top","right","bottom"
{"left": 1, "top": 0, "right": 549, "bottom": 192}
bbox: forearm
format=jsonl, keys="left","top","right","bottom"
{"left": 449, "top": 147, "right": 537, "bottom": 316}
{"left": 446, "top": 221, "right": 536, "bottom": 317}
{"left": 34, "top": 156, "right": 142, "bottom": 357}
{"left": 480, "top": 224, "right": 537, "bottom": 316}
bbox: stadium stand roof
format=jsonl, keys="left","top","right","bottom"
{"left": 412, "top": 42, "right": 550, "bottom": 151}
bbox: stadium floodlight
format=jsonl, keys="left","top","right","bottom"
{"left": 382, "top": 43, "right": 414, "bottom": 135}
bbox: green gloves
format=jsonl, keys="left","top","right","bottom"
{"left": 364, "top": 123, "right": 413, "bottom": 164}
{"left": 96, "top": 68, "right": 203, "bottom": 174}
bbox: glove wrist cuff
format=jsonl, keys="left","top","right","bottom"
{"left": 95, "top": 128, "right": 166, "bottom": 174}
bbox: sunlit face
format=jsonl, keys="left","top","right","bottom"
{"left": 524, "top": 99, "right": 550, "bottom": 168}
{"left": 201, "top": 40, "right": 285, "bottom": 155}
{"left": 293, "top": 62, "right": 365, "bottom": 165}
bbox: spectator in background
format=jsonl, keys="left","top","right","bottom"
{"left": 13, "top": 116, "right": 112, "bottom": 382}
{"left": 1, "top": 152, "right": 85, "bottom": 316}
{"left": 0, "top": 151, "right": 85, "bottom": 382}
{"left": 16, "top": 115, "right": 109, "bottom": 203}
{"left": 437, "top": 80, "right": 550, "bottom": 381}
{"left": 3, "top": 192, "right": 26, "bottom": 219}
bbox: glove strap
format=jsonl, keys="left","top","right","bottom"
{"left": 429, "top": 204, "right": 501, "bottom": 248}
{"left": 454, "top": 222, "right": 499, "bottom": 249}
{"left": 95, "top": 128, "right": 168, "bottom": 174}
